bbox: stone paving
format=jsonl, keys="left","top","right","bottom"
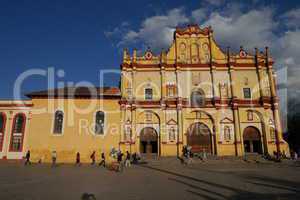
{"left": 0, "top": 158, "right": 299, "bottom": 200}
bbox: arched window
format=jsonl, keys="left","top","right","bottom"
{"left": 191, "top": 89, "right": 205, "bottom": 107}
{"left": 53, "top": 110, "right": 64, "bottom": 134}
{"left": 10, "top": 113, "right": 26, "bottom": 152}
{"left": 0, "top": 113, "right": 6, "bottom": 151}
{"left": 224, "top": 126, "right": 231, "bottom": 141}
{"left": 95, "top": 111, "right": 105, "bottom": 135}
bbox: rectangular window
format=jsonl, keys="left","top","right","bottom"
{"left": 145, "top": 88, "right": 153, "bottom": 100}
{"left": 167, "top": 85, "right": 176, "bottom": 97}
{"left": 243, "top": 88, "right": 251, "bottom": 99}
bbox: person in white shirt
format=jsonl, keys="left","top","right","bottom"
{"left": 52, "top": 150, "right": 57, "bottom": 167}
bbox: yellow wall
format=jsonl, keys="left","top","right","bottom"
{"left": 27, "top": 98, "right": 121, "bottom": 163}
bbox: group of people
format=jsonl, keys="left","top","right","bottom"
{"left": 74, "top": 149, "right": 133, "bottom": 171}
{"left": 74, "top": 151, "right": 106, "bottom": 167}
{"left": 24, "top": 149, "right": 141, "bottom": 171}
{"left": 181, "top": 146, "right": 209, "bottom": 164}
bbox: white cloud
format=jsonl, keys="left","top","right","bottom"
{"left": 277, "top": 30, "right": 300, "bottom": 90}
{"left": 202, "top": 0, "right": 225, "bottom": 6}
{"left": 281, "top": 8, "right": 300, "bottom": 29}
{"left": 117, "top": 8, "right": 189, "bottom": 50}
{"left": 191, "top": 8, "right": 207, "bottom": 22}
{"left": 203, "top": 8, "right": 277, "bottom": 50}
{"left": 106, "top": 3, "right": 300, "bottom": 109}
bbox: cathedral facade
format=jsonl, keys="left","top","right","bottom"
{"left": 0, "top": 25, "right": 289, "bottom": 162}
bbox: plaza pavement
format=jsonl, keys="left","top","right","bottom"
{"left": 0, "top": 158, "right": 299, "bottom": 200}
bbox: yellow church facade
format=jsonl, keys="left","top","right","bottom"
{"left": 0, "top": 25, "right": 289, "bottom": 163}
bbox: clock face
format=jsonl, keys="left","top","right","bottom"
{"left": 239, "top": 50, "right": 247, "bottom": 58}
{"left": 145, "top": 51, "right": 153, "bottom": 60}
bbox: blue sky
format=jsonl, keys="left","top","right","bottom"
{"left": 0, "top": 0, "right": 299, "bottom": 101}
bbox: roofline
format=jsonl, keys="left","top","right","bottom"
{"left": 26, "top": 95, "right": 121, "bottom": 99}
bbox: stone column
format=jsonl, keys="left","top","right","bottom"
{"left": 177, "top": 103, "right": 183, "bottom": 157}
{"left": 229, "top": 65, "right": 243, "bottom": 156}
{"left": 131, "top": 105, "right": 136, "bottom": 153}
{"left": 3, "top": 111, "right": 13, "bottom": 159}
{"left": 214, "top": 110, "right": 220, "bottom": 156}
{"left": 160, "top": 108, "right": 166, "bottom": 157}
{"left": 119, "top": 105, "right": 125, "bottom": 149}
{"left": 266, "top": 46, "right": 282, "bottom": 154}
{"left": 211, "top": 67, "right": 219, "bottom": 100}
{"left": 175, "top": 68, "right": 183, "bottom": 157}
{"left": 132, "top": 70, "right": 136, "bottom": 100}
{"left": 255, "top": 48, "right": 264, "bottom": 98}
{"left": 161, "top": 70, "right": 165, "bottom": 99}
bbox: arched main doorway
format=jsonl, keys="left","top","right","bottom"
{"left": 140, "top": 127, "right": 158, "bottom": 155}
{"left": 243, "top": 126, "right": 262, "bottom": 154}
{"left": 187, "top": 122, "right": 212, "bottom": 153}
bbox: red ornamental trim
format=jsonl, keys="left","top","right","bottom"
{"left": 0, "top": 104, "right": 33, "bottom": 108}
{"left": 175, "top": 25, "right": 211, "bottom": 36}
{"left": 119, "top": 141, "right": 135, "bottom": 145}
{"left": 9, "top": 113, "right": 26, "bottom": 152}
{"left": 0, "top": 113, "right": 7, "bottom": 151}
{"left": 119, "top": 97, "right": 275, "bottom": 108}
{"left": 121, "top": 63, "right": 260, "bottom": 69}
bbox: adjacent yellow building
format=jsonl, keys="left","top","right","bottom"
{"left": 0, "top": 25, "right": 289, "bottom": 162}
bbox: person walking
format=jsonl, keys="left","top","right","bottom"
{"left": 181, "top": 146, "right": 187, "bottom": 165}
{"left": 52, "top": 150, "right": 57, "bottom": 167}
{"left": 90, "top": 151, "right": 96, "bottom": 165}
{"left": 132, "top": 153, "right": 138, "bottom": 164}
{"left": 24, "top": 150, "right": 31, "bottom": 165}
{"left": 125, "top": 151, "right": 131, "bottom": 167}
{"left": 99, "top": 152, "right": 106, "bottom": 168}
{"left": 186, "top": 146, "right": 192, "bottom": 165}
{"left": 117, "top": 150, "right": 124, "bottom": 172}
{"left": 76, "top": 152, "right": 81, "bottom": 166}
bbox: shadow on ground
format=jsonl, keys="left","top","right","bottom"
{"left": 140, "top": 164, "right": 300, "bottom": 200}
